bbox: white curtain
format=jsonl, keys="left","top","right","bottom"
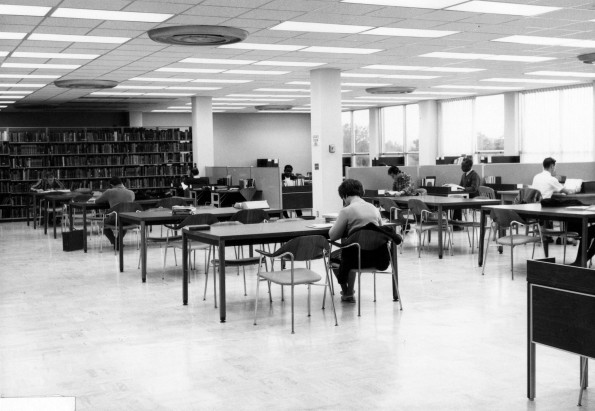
{"left": 520, "top": 85, "right": 593, "bottom": 163}
{"left": 439, "top": 98, "right": 474, "bottom": 156}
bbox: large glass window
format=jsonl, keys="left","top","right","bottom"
{"left": 475, "top": 94, "right": 504, "bottom": 151}
{"left": 343, "top": 110, "right": 370, "bottom": 168}
{"left": 380, "top": 104, "right": 419, "bottom": 165}
{"left": 439, "top": 98, "right": 474, "bottom": 156}
{"left": 342, "top": 111, "right": 352, "bottom": 153}
{"left": 521, "top": 85, "right": 593, "bottom": 163}
{"left": 353, "top": 110, "right": 370, "bottom": 153}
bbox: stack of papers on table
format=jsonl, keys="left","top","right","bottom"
{"left": 172, "top": 205, "right": 194, "bottom": 215}
{"left": 307, "top": 223, "right": 334, "bottom": 229}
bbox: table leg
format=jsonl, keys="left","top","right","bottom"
{"left": 141, "top": 221, "right": 147, "bottom": 283}
{"left": 119, "top": 217, "right": 124, "bottom": 272}
{"left": 32, "top": 195, "right": 36, "bottom": 229}
{"left": 52, "top": 199, "right": 57, "bottom": 239}
{"left": 69, "top": 204, "right": 74, "bottom": 231}
{"left": 528, "top": 341, "right": 536, "bottom": 400}
{"left": 44, "top": 199, "right": 48, "bottom": 235}
{"left": 391, "top": 241, "right": 399, "bottom": 301}
{"left": 581, "top": 217, "right": 588, "bottom": 267}
{"left": 437, "top": 205, "right": 443, "bottom": 259}
{"left": 219, "top": 239, "right": 226, "bottom": 323}
{"left": 478, "top": 209, "right": 487, "bottom": 267}
{"left": 183, "top": 233, "right": 189, "bottom": 305}
{"left": 82, "top": 207, "right": 88, "bottom": 253}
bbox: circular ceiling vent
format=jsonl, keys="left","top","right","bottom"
{"left": 54, "top": 79, "right": 118, "bottom": 89}
{"left": 254, "top": 105, "right": 293, "bottom": 111}
{"left": 578, "top": 52, "right": 595, "bottom": 64}
{"left": 147, "top": 25, "right": 248, "bottom": 46}
{"left": 366, "top": 86, "right": 416, "bottom": 94}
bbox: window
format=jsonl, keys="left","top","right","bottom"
{"left": 439, "top": 98, "right": 474, "bottom": 157}
{"left": 342, "top": 111, "right": 352, "bottom": 153}
{"left": 352, "top": 110, "right": 370, "bottom": 153}
{"left": 475, "top": 94, "right": 504, "bottom": 151}
{"left": 521, "top": 85, "right": 593, "bottom": 163}
{"left": 380, "top": 104, "right": 419, "bottom": 165}
{"left": 343, "top": 109, "right": 370, "bottom": 167}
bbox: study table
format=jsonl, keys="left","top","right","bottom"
{"left": 118, "top": 207, "right": 282, "bottom": 283}
{"left": 478, "top": 204, "right": 595, "bottom": 267}
{"left": 181, "top": 219, "right": 401, "bottom": 323}
{"left": 498, "top": 190, "right": 595, "bottom": 205}
{"left": 367, "top": 195, "right": 500, "bottom": 259}
{"left": 44, "top": 192, "right": 78, "bottom": 238}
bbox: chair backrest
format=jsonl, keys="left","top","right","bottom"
{"left": 108, "top": 201, "right": 143, "bottom": 214}
{"left": 272, "top": 235, "right": 329, "bottom": 262}
{"left": 230, "top": 209, "right": 269, "bottom": 224}
{"left": 490, "top": 208, "right": 527, "bottom": 228}
{"left": 180, "top": 213, "right": 219, "bottom": 227}
{"left": 156, "top": 196, "right": 187, "bottom": 209}
{"left": 478, "top": 186, "right": 496, "bottom": 199}
{"left": 407, "top": 198, "right": 429, "bottom": 217}
{"left": 345, "top": 228, "right": 391, "bottom": 251}
{"left": 514, "top": 188, "right": 542, "bottom": 204}
{"left": 415, "top": 188, "right": 428, "bottom": 196}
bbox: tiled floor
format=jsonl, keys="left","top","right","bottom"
{"left": 0, "top": 222, "right": 592, "bottom": 410}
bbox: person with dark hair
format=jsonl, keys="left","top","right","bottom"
{"left": 31, "top": 171, "right": 65, "bottom": 191}
{"left": 281, "top": 164, "right": 303, "bottom": 218}
{"left": 329, "top": 179, "right": 387, "bottom": 303}
{"left": 95, "top": 176, "right": 135, "bottom": 246}
{"left": 387, "top": 166, "right": 415, "bottom": 196}
{"left": 531, "top": 157, "right": 572, "bottom": 199}
{"left": 452, "top": 156, "right": 481, "bottom": 224}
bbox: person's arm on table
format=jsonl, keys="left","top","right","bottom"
{"left": 329, "top": 209, "right": 348, "bottom": 242}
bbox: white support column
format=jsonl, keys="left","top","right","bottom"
{"left": 418, "top": 100, "right": 438, "bottom": 165}
{"left": 310, "top": 68, "right": 343, "bottom": 216}
{"left": 369, "top": 108, "right": 381, "bottom": 164}
{"left": 191, "top": 96, "right": 214, "bottom": 177}
{"left": 129, "top": 111, "right": 142, "bottom": 127}
{"left": 503, "top": 92, "right": 519, "bottom": 156}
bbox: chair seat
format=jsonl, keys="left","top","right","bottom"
{"left": 496, "top": 235, "right": 541, "bottom": 246}
{"left": 212, "top": 257, "right": 261, "bottom": 267}
{"left": 451, "top": 220, "right": 479, "bottom": 227}
{"left": 259, "top": 268, "right": 322, "bottom": 285}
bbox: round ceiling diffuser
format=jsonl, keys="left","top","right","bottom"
{"left": 578, "top": 52, "right": 595, "bottom": 64}
{"left": 54, "top": 79, "right": 118, "bottom": 89}
{"left": 147, "top": 25, "right": 248, "bottom": 46}
{"left": 254, "top": 105, "right": 293, "bottom": 111}
{"left": 366, "top": 86, "right": 416, "bottom": 94}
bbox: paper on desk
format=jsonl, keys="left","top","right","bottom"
{"left": 566, "top": 206, "right": 592, "bottom": 210}
{"left": 307, "top": 223, "right": 334, "bottom": 229}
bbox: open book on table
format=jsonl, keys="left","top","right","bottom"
{"left": 442, "top": 183, "right": 464, "bottom": 191}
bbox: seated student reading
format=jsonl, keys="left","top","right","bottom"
{"left": 31, "top": 171, "right": 65, "bottom": 191}
{"left": 387, "top": 166, "right": 416, "bottom": 196}
{"left": 282, "top": 164, "right": 303, "bottom": 218}
{"left": 452, "top": 157, "right": 480, "bottom": 224}
{"left": 95, "top": 176, "right": 135, "bottom": 247}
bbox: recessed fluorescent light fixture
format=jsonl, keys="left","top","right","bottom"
{"left": 342, "top": 82, "right": 392, "bottom": 87}
{"left": 447, "top": 1, "right": 559, "bottom": 16}
{"left": 180, "top": 58, "right": 255, "bottom": 65}
{"left": 230, "top": 94, "right": 308, "bottom": 98}
{"left": 29, "top": 33, "right": 130, "bottom": 44}
{"left": 0, "top": 95, "right": 25, "bottom": 98}
{"left": 52, "top": 8, "right": 172, "bottom": 22}
{"left": 11, "top": 52, "right": 99, "bottom": 60}
{"left": 0, "top": 90, "right": 32, "bottom": 94}
{"left": 1, "top": 63, "right": 80, "bottom": 70}
{"left": 420, "top": 51, "right": 554, "bottom": 62}
{"left": 493, "top": 35, "right": 595, "bottom": 49}
{"left": 220, "top": 43, "right": 305, "bottom": 51}
{"left": 115, "top": 85, "right": 165, "bottom": 90}
{"left": 152, "top": 110, "right": 191, "bottom": 113}
{"left": 156, "top": 68, "right": 224, "bottom": 74}
{"left": 0, "top": 101, "right": 15, "bottom": 103}
{"left": 363, "top": 27, "right": 457, "bottom": 38}
{"left": 433, "top": 85, "right": 519, "bottom": 90}
{"left": 481, "top": 78, "right": 578, "bottom": 84}
{"left": 270, "top": 21, "right": 373, "bottom": 34}
{"left": 224, "top": 70, "right": 290, "bottom": 75}
{"left": 255, "top": 88, "right": 309, "bottom": 92}
{"left": 0, "top": 74, "right": 59, "bottom": 79}
{"left": 301, "top": 46, "right": 381, "bottom": 54}
{"left": 168, "top": 106, "right": 192, "bottom": 109}
{"left": 382, "top": 74, "right": 440, "bottom": 79}
{"left": 286, "top": 81, "right": 310, "bottom": 85}
{"left": 341, "top": 0, "right": 465, "bottom": 8}
{"left": 192, "top": 79, "right": 252, "bottom": 84}
{"left": 0, "top": 83, "right": 45, "bottom": 88}
{"left": 363, "top": 64, "right": 484, "bottom": 73}
{"left": 0, "top": 5, "right": 50, "bottom": 16}
{"left": 167, "top": 86, "right": 221, "bottom": 91}
{"left": 0, "top": 52, "right": 8, "bottom": 57}
{"left": 91, "top": 92, "right": 143, "bottom": 96}
{"left": 0, "top": 32, "right": 26, "bottom": 40}
{"left": 254, "top": 61, "right": 326, "bottom": 67}
{"left": 145, "top": 93, "right": 194, "bottom": 96}
{"left": 130, "top": 77, "right": 191, "bottom": 82}
{"left": 341, "top": 73, "right": 383, "bottom": 78}
{"left": 526, "top": 71, "right": 595, "bottom": 78}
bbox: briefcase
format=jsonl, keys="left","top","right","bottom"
{"left": 62, "top": 230, "right": 84, "bottom": 252}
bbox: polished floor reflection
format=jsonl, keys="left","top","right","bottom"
{"left": 0, "top": 222, "right": 591, "bottom": 410}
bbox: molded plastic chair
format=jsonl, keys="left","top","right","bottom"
{"left": 230, "top": 208, "right": 270, "bottom": 224}
{"left": 100, "top": 202, "right": 143, "bottom": 253}
{"left": 407, "top": 198, "right": 453, "bottom": 257}
{"left": 482, "top": 208, "right": 544, "bottom": 279}
{"left": 155, "top": 196, "right": 187, "bottom": 209}
{"left": 377, "top": 197, "right": 409, "bottom": 254}
{"left": 332, "top": 227, "right": 403, "bottom": 316}
{"left": 478, "top": 186, "right": 496, "bottom": 199}
{"left": 253, "top": 235, "right": 337, "bottom": 334}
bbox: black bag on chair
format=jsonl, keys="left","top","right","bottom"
{"left": 62, "top": 230, "right": 84, "bottom": 252}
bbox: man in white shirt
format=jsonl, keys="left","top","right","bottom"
{"left": 531, "top": 157, "right": 572, "bottom": 199}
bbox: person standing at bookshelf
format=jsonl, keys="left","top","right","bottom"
{"left": 31, "top": 171, "right": 66, "bottom": 191}
{"left": 95, "top": 176, "right": 135, "bottom": 246}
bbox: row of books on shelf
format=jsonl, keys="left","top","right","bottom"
{"left": 12, "top": 165, "right": 188, "bottom": 181}
{"left": 10, "top": 153, "right": 192, "bottom": 168}
{"left": 10, "top": 142, "right": 191, "bottom": 155}
{"left": 3, "top": 128, "right": 191, "bottom": 143}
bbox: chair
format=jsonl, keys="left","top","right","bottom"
{"left": 208, "top": 221, "right": 265, "bottom": 307}
{"left": 230, "top": 208, "right": 270, "bottom": 224}
{"left": 253, "top": 235, "right": 338, "bottom": 334}
{"left": 407, "top": 198, "right": 453, "bottom": 257}
{"left": 100, "top": 202, "right": 143, "bottom": 253}
{"left": 155, "top": 196, "right": 187, "bottom": 209}
{"left": 377, "top": 197, "right": 409, "bottom": 254}
{"left": 481, "top": 208, "right": 544, "bottom": 279}
{"left": 61, "top": 193, "right": 92, "bottom": 231}
{"left": 332, "top": 227, "right": 403, "bottom": 316}
{"left": 449, "top": 194, "right": 481, "bottom": 253}
{"left": 478, "top": 186, "right": 496, "bottom": 199}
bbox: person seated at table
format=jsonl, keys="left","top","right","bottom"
{"left": 95, "top": 176, "right": 135, "bottom": 247}
{"left": 183, "top": 167, "right": 201, "bottom": 188}
{"left": 282, "top": 164, "right": 303, "bottom": 218}
{"left": 387, "top": 166, "right": 416, "bottom": 196}
{"left": 531, "top": 157, "right": 573, "bottom": 199}
{"left": 329, "top": 179, "right": 401, "bottom": 303}
{"left": 31, "top": 171, "right": 65, "bottom": 191}
{"left": 452, "top": 156, "right": 481, "bottom": 225}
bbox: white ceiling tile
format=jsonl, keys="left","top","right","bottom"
{"left": 184, "top": 5, "right": 252, "bottom": 18}
{"left": 262, "top": 0, "right": 329, "bottom": 12}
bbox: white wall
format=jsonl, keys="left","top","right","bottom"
{"left": 142, "top": 112, "right": 312, "bottom": 175}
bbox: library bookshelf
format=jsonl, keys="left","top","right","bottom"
{"left": 0, "top": 127, "right": 192, "bottom": 222}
